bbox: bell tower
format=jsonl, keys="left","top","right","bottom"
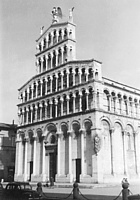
{"left": 35, "top": 7, "right": 76, "bottom": 74}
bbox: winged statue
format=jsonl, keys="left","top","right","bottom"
{"left": 52, "top": 7, "right": 62, "bottom": 23}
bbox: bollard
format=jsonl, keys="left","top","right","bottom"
{"left": 122, "top": 178, "right": 130, "bottom": 200}
{"left": 73, "top": 181, "right": 79, "bottom": 200}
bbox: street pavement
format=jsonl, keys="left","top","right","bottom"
{"left": 31, "top": 182, "right": 140, "bottom": 200}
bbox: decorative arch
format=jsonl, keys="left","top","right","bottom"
{"left": 83, "top": 119, "right": 92, "bottom": 134}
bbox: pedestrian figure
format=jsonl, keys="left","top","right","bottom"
{"left": 36, "top": 182, "right": 43, "bottom": 197}
{"left": 50, "top": 177, "right": 54, "bottom": 188}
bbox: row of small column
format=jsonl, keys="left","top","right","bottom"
{"left": 36, "top": 45, "right": 73, "bottom": 73}
{"left": 18, "top": 90, "right": 98, "bottom": 125}
{"left": 37, "top": 28, "right": 72, "bottom": 53}
{"left": 19, "top": 67, "right": 94, "bottom": 103}
{"left": 105, "top": 94, "right": 139, "bottom": 117}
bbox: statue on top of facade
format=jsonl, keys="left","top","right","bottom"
{"left": 52, "top": 7, "right": 62, "bottom": 23}
{"left": 69, "top": 7, "right": 74, "bottom": 23}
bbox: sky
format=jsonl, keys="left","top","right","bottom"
{"left": 1, "top": 0, "right": 140, "bottom": 124}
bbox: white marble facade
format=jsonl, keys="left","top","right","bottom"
{"left": 15, "top": 9, "right": 140, "bottom": 184}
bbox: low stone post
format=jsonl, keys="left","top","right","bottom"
{"left": 122, "top": 178, "right": 130, "bottom": 200}
{"left": 73, "top": 181, "right": 79, "bottom": 199}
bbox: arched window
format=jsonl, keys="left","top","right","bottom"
{"left": 75, "top": 68, "right": 79, "bottom": 85}
{"left": 69, "top": 93, "right": 73, "bottom": 113}
{"left": 32, "top": 105, "right": 36, "bottom": 122}
{"left": 64, "top": 28, "right": 68, "bottom": 40}
{"left": 75, "top": 92, "right": 80, "bottom": 112}
{"left": 37, "top": 104, "right": 40, "bottom": 121}
{"left": 43, "top": 56, "right": 46, "bottom": 72}
{"left": 47, "top": 77, "right": 51, "bottom": 93}
{"left": 88, "top": 68, "right": 93, "bottom": 81}
{"left": 43, "top": 38, "right": 46, "bottom": 49}
{"left": 58, "top": 29, "right": 62, "bottom": 42}
{"left": 52, "top": 75, "right": 56, "bottom": 92}
{"left": 63, "top": 70, "right": 67, "bottom": 89}
{"left": 25, "top": 90, "right": 27, "bottom": 102}
{"left": 52, "top": 99, "right": 55, "bottom": 118}
{"left": 58, "top": 72, "right": 61, "bottom": 91}
{"left": 82, "top": 90, "right": 87, "bottom": 111}
{"left": 29, "top": 87, "right": 32, "bottom": 100}
{"left": 37, "top": 81, "right": 41, "bottom": 96}
{"left": 53, "top": 30, "right": 57, "bottom": 45}
{"left": 57, "top": 97, "right": 61, "bottom": 117}
{"left": 69, "top": 68, "right": 73, "bottom": 87}
{"left": 63, "top": 95, "right": 67, "bottom": 115}
{"left": 42, "top": 79, "right": 46, "bottom": 96}
{"left": 42, "top": 101, "right": 45, "bottom": 120}
{"left": 48, "top": 33, "right": 51, "bottom": 47}
{"left": 81, "top": 68, "right": 86, "bottom": 83}
{"left": 28, "top": 107, "right": 31, "bottom": 123}
{"left": 88, "top": 88, "right": 93, "bottom": 109}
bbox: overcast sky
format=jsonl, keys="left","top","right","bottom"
{"left": 1, "top": 0, "right": 140, "bottom": 124}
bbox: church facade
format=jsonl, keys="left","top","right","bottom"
{"left": 15, "top": 8, "right": 140, "bottom": 184}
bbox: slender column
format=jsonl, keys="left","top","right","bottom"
{"left": 73, "top": 94, "right": 76, "bottom": 113}
{"left": 66, "top": 70, "right": 69, "bottom": 88}
{"left": 22, "top": 110, "right": 25, "bottom": 125}
{"left": 33, "top": 137, "right": 37, "bottom": 175}
{"left": 45, "top": 55, "right": 48, "bottom": 70}
{"left": 50, "top": 99, "right": 53, "bottom": 118}
{"left": 50, "top": 52, "right": 53, "bottom": 69}
{"left": 57, "top": 133, "right": 62, "bottom": 175}
{"left": 18, "top": 139, "right": 22, "bottom": 175}
{"left": 26, "top": 108, "right": 29, "bottom": 124}
{"left": 41, "top": 57, "right": 43, "bottom": 73}
{"left": 68, "top": 131, "right": 72, "bottom": 175}
{"left": 31, "top": 84, "right": 34, "bottom": 99}
{"left": 55, "top": 99, "right": 58, "bottom": 117}
{"left": 110, "top": 129, "right": 114, "bottom": 175}
{"left": 36, "top": 82, "right": 38, "bottom": 98}
{"left": 40, "top": 103, "right": 42, "bottom": 121}
{"left": 35, "top": 105, "right": 38, "bottom": 122}
{"left": 61, "top": 72, "right": 64, "bottom": 90}
{"left": 86, "top": 90, "right": 89, "bottom": 110}
{"left": 45, "top": 101, "right": 48, "bottom": 119}
{"left": 50, "top": 75, "right": 53, "bottom": 93}
{"left": 55, "top": 74, "right": 58, "bottom": 92}
{"left": 85, "top": 69, "right": 89, "bottom": 82}
{"left": 55, "top": 50, "right": 58, "bottom": 67}
{"left": 40, "top": 79, "right": 43, "bottom": 96}
{"left": 67, "top": 95, "right": 70, "bottom": 114}
{"left": 93, "top": 91, "right": 97, "bottom": 109}
{"left": 46, "top": 35, "right": 48, "bottom": 49}
{"left": 122, "top": 131, "right": 128, "bottom": 175}
{"left": 61, "top": 48, "right": 64, "bottom": 65}
{"left": 79, "top": 69, "right": 82, "bottom": 84}
{"left": 134, "top": 133, "right": 138, "bottom": 174}
{"left": 72, "top": 69, "right": 75, "bottom": 86}
{"left": 79, "top": 92, "right": 82, "bottom": 112}
{"left": 27, "top": 88, "right": 29, "bottom": 101}
{"left": 80, "top": 129, "right": 85, "bottom": 175}
{"left": 45, "top": 77, "right": 48, "bottom": 95}
{"left": 30, "top": 106, "right": 33, "bottom": 123}
{"left": 60, "top": 97, "right": 64, "bottom": 116}
{"left": 24, "top": 138, "right": 28, "bottom": 181}
{"left": 42, "top": 139, "right": 46, "bottom": 178}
